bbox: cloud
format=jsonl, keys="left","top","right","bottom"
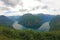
{"left": 41, "top": 0, "right": 60, "bottom": 15}
{"left": 0, "top": 0, "right": 60, "bottom": 16}
{"left": 0, "top": 7, "right": 9, "bottom": 11}
{"left": 42, "top": 0, "right": 60, "bottom": 9}
{"left": 2, "top": 0, "right": 20, "bottom": 6}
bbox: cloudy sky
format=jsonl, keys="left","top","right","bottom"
{"left": 0, "top": 0, "right": 60, "bottom": 16}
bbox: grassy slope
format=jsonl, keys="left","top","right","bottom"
{"left": 0, "top": 26, "right": 60, "bottom": 40}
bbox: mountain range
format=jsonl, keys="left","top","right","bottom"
{"left": 0, "top": 13, "right": 60, "bottom": 31}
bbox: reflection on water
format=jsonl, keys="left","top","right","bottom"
{"left": 13, "top": 21, "right": 25, "bottom": 30}
{"left": 13, "top": 21, "right": 50, "bottom": 32}
{"left": 38, "top": 22, "right": 50, "bottom": 32}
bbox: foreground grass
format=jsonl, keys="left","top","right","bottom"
{"left": 0, "top": 26, "right": 60, "bottom": 40}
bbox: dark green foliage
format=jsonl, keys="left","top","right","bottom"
{"left": 0, "top": 26, "right": 60, "bottom": 40}
{"left": 18, "top": 14, "right": 42, "bottom": 29}
{"left": 0, "top": 15, "right": 14, "bottom": 27}
{"left": 49, "top": 15, "right": 60, "bottom": 31}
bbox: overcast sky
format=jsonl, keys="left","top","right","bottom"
{"left": 0, "top": 0, "right": 60, "bottom": 16}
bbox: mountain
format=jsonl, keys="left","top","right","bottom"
{"left": 37, "top": 14, "right": 55, "bottom": 23}
{"left": 1, "top": 13, "right": 55, "bottom": 31}
{"left": 0, "top": 15, "right": 14, "bottom": 27}
{"left": 7, "top": 16, "right": 21, "bottom": 21}
{"left": 16, "top": 13, "right": 55, "bottom": 30}
{"left": 0, "top": 13, "right": 59, "bottom": 32}
{"left": 7, "top": 13, "right": 55, "bottom": 23}
{"left": 18, "top": 14, "right": 42, "bottom": 29}
{"left": 49, "top": 15, "right": 60, "bottom": 31}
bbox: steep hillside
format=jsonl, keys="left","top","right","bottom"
{"left": 7, "top": 16, "right": 21, "bottom": 21}
{"left": 18, "top": 14, "right": 42, "bottom": 29}
{"left": 0, "top": 15, "right": 14, "bottom": 27}
{"left": 49, "top": 15, "right": 60, "bottom": 31}
{"left": 37, "top": 14, "right": 55, "bottom": 23}
{"left": 0, "top": 26, "right": 60, "bottom": 40}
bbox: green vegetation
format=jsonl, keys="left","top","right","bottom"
{"left": 0, "top": 25, "right": 60, "bottom": 40}
{"left": 18, "top": 14, "right": 42, "bottom": 29}
{"left": 0, "top": 15, "right": 14, "bottom": 27}
{"left": 49, "top": 15, "right": 60, "bottom": 31}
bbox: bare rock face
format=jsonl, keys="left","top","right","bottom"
{"left": 38, "top": 22, "right": 50, "bottom": 32}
